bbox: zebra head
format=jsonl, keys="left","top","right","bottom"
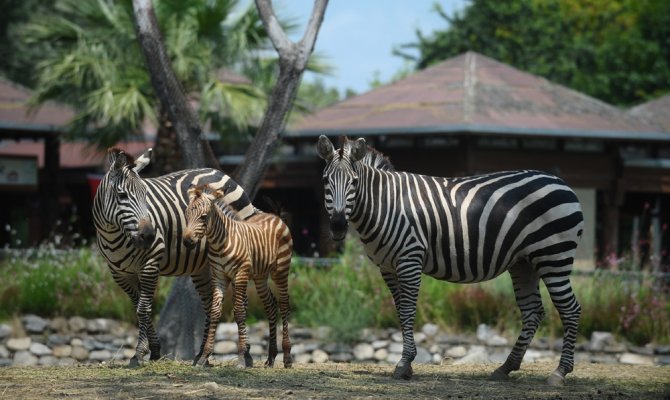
{"left": 317, "top": 135, "right": 367, "bottom": 241}
{"left": 183, "top": 184, "right": 221, "bottom": 249}
{"left": 100, "top": 148, "right": 156, "bottom": 249}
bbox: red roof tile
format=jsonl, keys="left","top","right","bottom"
{"left": 630, "top": 94, "right": 670, "bottom": 132}
{"left": 287, "top": 52, "right": 664, "bottom": 140}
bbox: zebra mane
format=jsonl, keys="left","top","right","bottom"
{"left": 108, "top": 147, "right": 135, "bottom": 166}
{"left": 341, "top": 137, "right": 394, "bottom": 171}
{"left": 193, "top": 184, "right": 243, "bottom": 221}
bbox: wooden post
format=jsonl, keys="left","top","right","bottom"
{"left": 42, "top": 135, "right": 60, "bottom": 241}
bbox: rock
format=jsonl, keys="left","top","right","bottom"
{"left": 52, "top": 345, "right": 72, "bottom": 358}
{"left": 374, "top": 348, "right": 388, "bottom": 361}
{"left": 0, "top": 358, "right": 12, "bottom": 367}
{"left": 22, "top": 315, "right": 49, "bottom": 334}
{"left": 70, "top": 338, "right": 84, "bottom": 347}
{"left": 619, "top": 352, "right": 654, "bottom": 366}
{"left": 0, "top": 324, "right": 12, "bottom": 340}
{"left": 322, "top": 343, "right": 352, "bottom": 354}
{"left": 122, "top": 349, "right": 135, "bottom": 359}
{"left": 522, "top": 349, "right": 542, "bottom": 363}
{"left": 291, "top": 328, "right": 312, "bottom": 339}
{"left": 293, "top": 353, "right": 312, "bottom": 364}
{"left": 488, "top": 350, "right": 508, "bottom": 364}
{"left": 476, "top": 324, "right": 508, "bottom": 346}
{"left": 86, "top": 318, "right": 115, "bottom": 334}
{"left": 587, "top": 331, "right": 615, "bottom": 352}
{"left": 213, "top": 341, "right": 237, "bottom": 354}
{"left": 415, "top": 347, "right": 432, "bottom": 364}
{"left": 445, "top": 345, "right": 468, "bottom": 358}
{"left": 311, "top": 349, "right": 329, "bottom": 363}
{"left": 655, "top": 356, "right": 670, "bottom": 365}
{"left": 0, "top": 345, "right": 8, "bottom": 358}
{"left": 249, "top": 344, "right": 264, "bottom": 356}
{"left": 353, "top": 343, "right": 375, "bottom": 361}
{"left": 291, "top": 342, "right": 321, "bottom": 355}
{"left": 29, "top": 342, "right": 52, "bottom": 356}
{"left": 603, "top": 343, "right": 627, "bottom": 354}
{"left": 215, "top": 323, "right": 238, "bottom": 341}
{"left": 590, "top": 354, "right": 619, "bottom": 364}
{"left": 57, "top": 358, "right": 76, "bottom": 366}
{"left": 388, "top": 342, "right": 403, "bottom": 354}
{"left": 330, "top": 353, "right": 353, "bottom": 363}
{"left": 7, "top": 337, "right": 31, "bottom": 351}
{"left": 655, "top": 345, "right": 670, "bottom": 355}
{"left": 414, "top": 332, "right": 427, "bottom": 344}
{"left": 386, "top": 352, "right": 402, "bottom": 364}
{"left": 94, "top": 334, "right": 116, "bottom": 343}
{"left": 89, "top": 350, "right": 112, "bottom": 361}
{"left": 454, "top": 345, "right": 489, "bottom": 365}
{"left": 391, "top": 332, "right": 403, "bottom": 342}
{"left": 49, "top": 317, "right": 69, "bottom": 333}
{"left": 421, "top": 323, "right": 439, "bottom": 337}
{"left": 38, "top": 356, "right": 59, "bottom": 366}
{"left": 13, "top": 351, "right": 38, "bottom": 366}
{"left": 70, "top": 346, "right": 89, "bottom": 361}
{"left": 203, "top": 382, "right": 219, "bottom": 392}
{"left": 432, "top": 353, "right": 443, "bottom": 364}
{"left": 629, "top": 345, "right": 655, "bottom": 356}
{"left": 68, "top": 317, "right": 87, "bottom": 333}
{"left": 371, "top": 340, "right": 389, "bottom": 349}
{"left": 48, "top": 334, "right": 72, "bottom": 346}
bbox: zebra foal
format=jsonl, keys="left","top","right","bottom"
{"left": 182, "top": 184, "right": 293, "bottom": 369}
{"left": 317, "top": 136, "right": 583, "bottom": 385}
{"left": 93, "top": 147, "right": 257, "bottom": 366}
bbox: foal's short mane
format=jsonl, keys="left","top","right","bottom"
{"left": 194, "top": 184, "right": 243, "bottom": 221}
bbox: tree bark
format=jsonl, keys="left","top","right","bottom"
{"left": 131, "top": 0, "right": 328, "bottom": 362}
{"left": 233, "top": 0, "right": 328, "bottom": 197}
{"left": 132, "top": 0, "right": 218, "bottom": 169}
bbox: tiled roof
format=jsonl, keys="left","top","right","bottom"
{"left": 0, "top": 77, "right": 74, "bottom": 132}
{"left": 630, "top": 94, "right": 670, "bottom": 132}
{"left": 287, "top": 52, "right": 665, "bottom": 140}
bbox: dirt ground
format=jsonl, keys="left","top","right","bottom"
{"left": 0, "top": 360, "right": 668, "bottom": 399}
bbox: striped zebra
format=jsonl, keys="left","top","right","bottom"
{"left": 317, "top": 136, "right": 583, "bottom": 385}
{"left": 182, "top": 184, "right": 293, "bottom": 369}
{"left": 93, "top": 147, "right": 257, "bottom": 366}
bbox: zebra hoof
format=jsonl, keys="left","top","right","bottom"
{"left": 489, "top": 368, "right": 510, "bottom": 381}
{"left": 546, "top": 371, "right": 566, "bottom": 386}
{"left": 284, "top": 354, "right": 293, "bottom": 369}
{"left": 393, "top": 363, "right": 413, "bottom": 380}
{"left": 264, "top": 358, "right": 275, "bottom": 368}
{"left": 193, "top": 356, "right": 210, "bottom": 367}
{"left": 128, "top": 357, "right": 141, "bottom": 368}
{"left": 244, "top": 351, "right": 254, "bottom": 368}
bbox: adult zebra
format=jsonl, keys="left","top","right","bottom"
{"left": 93, "top": 147, "right": 257, "bottom": 366}
{"left": 317, "top": 136, "right": 583, "bottom": 385}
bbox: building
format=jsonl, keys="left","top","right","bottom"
{"left": 281, "top": 52, "right": 670, "bottom": 267}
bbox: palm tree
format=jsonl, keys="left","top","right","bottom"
{"left": 16, "top": 0, "right": 269, "bottom": 173}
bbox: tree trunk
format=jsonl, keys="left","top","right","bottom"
{"left": 151, "top": 111, "right": 184, "bottom": 175}
{"left": 131, "top": 0, "right": 217, "bottom": 169}
{"left": 131, "top": 0, "right": 328, "bottom": 362}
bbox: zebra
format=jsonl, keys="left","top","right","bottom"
{"left": 182, "top": 184, "right": 293, "bottom": 369}
{"left": 93, "top": 147, "right": 257, "bottom": 366}
{"left": 316, "top": 136, "right": 583, "bottom": 385}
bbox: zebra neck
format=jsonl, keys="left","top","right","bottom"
{"left": 349, "top": 164, "right": 379, "bottom": 232}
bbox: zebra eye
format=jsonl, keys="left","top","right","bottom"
{"left": 118, "top": 191, "right": 129, "bottom": 200}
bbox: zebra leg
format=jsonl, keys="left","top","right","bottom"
{"left": 541, "top": 271, "right": 581, "bottom": 386}
{"left": 112, "top": 273, "right": 144, "bottom": 367}
{"left": 382, "top": 263, "right": 421, "bottom": 380}
{"left": 273, "top": 266, "right": 293, "bottom": 368}
{"left": 134, "top": 265, "right": 161, "bottom": 365}
{"left": 193, "top": 271, "right": 227, "bottom": 367}
{"left": 233, "top": 268, "right": 253, "bottom": 368}
{"left": 491, "top": 262, "right": 544, "bottom": 381}
{"left": 254, "top": 277, "right": 278, "bottom": 367}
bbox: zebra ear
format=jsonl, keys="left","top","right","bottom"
{"left": 317, "top": 135, "right": 335, "bottom": 161}
{"left": 108, "top": 148, "right": 128, "bottom": 171}
{"left": 349, "top": 138, "right": 367, "bottom": 162}
{"left": 212, "top": 189, "right": 225, "bottom": 199}
{"left": 133, "top": 148, "right": 152, "bottom": 173}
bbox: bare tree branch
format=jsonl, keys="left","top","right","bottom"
{"left": 235, "top": 0, "right": 329, "bottom": 197}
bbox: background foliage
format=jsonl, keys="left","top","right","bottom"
{"left": 2, "top": 237, "right": 668, "bottom": 346}
{"left": 397, "top": 0, "right": 670, "bottom": 106}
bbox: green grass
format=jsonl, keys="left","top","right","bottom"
{"left": 1, "top": 238, "right": 669, "bottom": 346}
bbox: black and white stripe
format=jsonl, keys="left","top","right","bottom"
{"left": 317, "top": 136, "right": 583, "bottom": 385}
{"left": 93, "top": 147, "right": 257, "bottom": 366}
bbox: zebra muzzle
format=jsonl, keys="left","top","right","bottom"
{"left": 329, "top": 211, "right": 348, "bottom": 241}
{"left": 132, "top": 218, "right": 156, "bottom": 249}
